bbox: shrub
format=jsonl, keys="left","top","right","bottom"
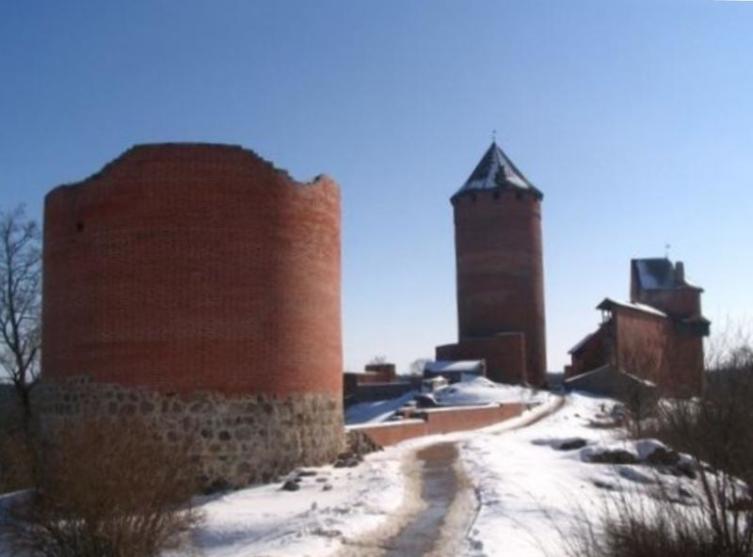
{"left": 1, "top": 417, "right": 201, "bottom": 557}
{"left": 570, "top": 491, "right": 747, "bottom": 557}
{"left": 571, "top": 344, "right": 753, "bottom": 557}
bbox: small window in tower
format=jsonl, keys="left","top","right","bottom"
{"left": 470, "top": 193, "right": 477, "bottom": 203}
{"left": 515, "top": 191, "right": 523, "bottom": 201}
{"left": 493, "top": 191, "right": 500, "bottom": 200}
{"left": 76, "top": 221, "right": 85, "bottom": 232}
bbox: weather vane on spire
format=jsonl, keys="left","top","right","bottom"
{"left": 492, "top": 129, "right": 497, "bottom": 143}
{"left": 664, "top": 243, "right": 671, "bottom": 258}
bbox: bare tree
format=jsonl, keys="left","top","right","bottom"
{"left": 409, "top": 358, "right": 431, "bottom": 377}
{"left": 0, "top": 206, "right": 42, "bottom": 426}
{"left": 368, "top": 355, "right": 388, "bottom": 365}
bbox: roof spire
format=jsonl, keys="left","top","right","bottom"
{"left": 452, "top": 140, "right": 543, "bottom": 200}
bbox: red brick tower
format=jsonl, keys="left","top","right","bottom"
{"left": 42, "top": 144, "right": 342, "bottom": 397}
{"left": 436, "top": 142, "right": 547, "bottom": 386}
{"left": 629, "top": 258, "right": 709, "bottom": 395}
{"left": 39, "top": 143, "right": 344, "bottom": 487}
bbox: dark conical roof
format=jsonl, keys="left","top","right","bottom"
{"left": 453, "top": 142, "right": 542, "bottom": 200}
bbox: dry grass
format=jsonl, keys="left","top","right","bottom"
{"left": 570, "top": 492, "right": 748, "bottom": 557}
{"left": 570, "top": 345, "right": 753, "bottom": 557}
{"left": 1, "top": 417, "right": 201, "bottom": 557}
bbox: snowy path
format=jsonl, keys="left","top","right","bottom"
{"left": 0, "top": 395, "right": 567, "bottom": 557}
{"left": 380, "top": 443, "right": 470, "bottom": 557}
{"left": 341, "top": 442, "right": 474, "bottom": 557}
{"left": 170, "top": 393, "right": 705, "bottom": 557}
{"left": 339, "top": 396, "right": 566, "bottom": 557}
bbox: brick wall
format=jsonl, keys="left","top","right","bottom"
{"left": 613, "top": 309, "right": 669, "bottom": 385}
{"left": 349, "top": 403, "right": 526, "bottom": 446}
{"left": 605, "top": 307, "right": 704, "bottom": 396}
{"left": 667, "top": 333, "right": 705, "bottom": 396}
{"left": 42, "top": 143, "right": 342, "bottom": 398}
{"left": 436, "top": 333, "right": 526, "bottom": 384}
{"left": 363, "top": 363, "right": 397, "bottom": 383}
{"left": 636, "top": 288, "right": 701, "bottom": 319}
{"left": 565, "top": 326, "right": 609, "bottom": 379}
{"left": 452, "top": 188, "right": 547, "bottom": 386}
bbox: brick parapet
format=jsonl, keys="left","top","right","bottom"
{"left": 348, "top": 403, "right": 526, "bottom": 447}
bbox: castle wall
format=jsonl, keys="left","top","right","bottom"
{"left": 596, "top": 308, "right": 704, "bottom": 396}
{"left": 667, "top": 332, "right": 705, "bottom": 397}
{"left": 635, "top": 288, "right": 701, "bottom": 318}
{"left": 565, "top": 326, "right": 609, "bottom": 379}
{"left": 613, "top": 309, "right": 669, "bottom": 385}
{"left": 33, "top": 377, "right": 342, "bottom": 489}
{"left": 348, "top": 402, "right": 526, "bottom": 447}
{"left": 41, "top": 144, "right": 344, "bottom": 486}
{"left": 452, "top": 188, "right": 547, "bottom": 385}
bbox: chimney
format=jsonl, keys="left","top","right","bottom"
{"left": 675, "top": 261, "right": 685, "bottom": 285}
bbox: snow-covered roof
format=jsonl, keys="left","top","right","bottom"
{"left": 597, "top": 297, "right": 667, "bottom": 318}
{"left": 425, "top": 360, "right": 484, "bottom": 374}
{"left": 453, "top": 142, "right": 543, "bottom": 200}
{"left": 432, "top": 376, "right": 545, "bottom": 406}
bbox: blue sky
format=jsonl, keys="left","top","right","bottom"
{"left": 2, "top": 0, "right": 752, "bottom": 373}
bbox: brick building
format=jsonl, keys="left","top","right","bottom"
{"left": 566, "top": 258, "right": 710, "bottom": 396}
{"left": 38, "top": 143, "right": 344, "bottom": 487}
{"left": 436, "top": 141, "right": 547, "bottom": 386}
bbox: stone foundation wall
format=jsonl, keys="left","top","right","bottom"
{"left": 33, "top": 377, "right": 345, "bottom": 489}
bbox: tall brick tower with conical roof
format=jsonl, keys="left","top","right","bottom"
{"left": 436, "top": 141, "right": 547, "bottom": 386}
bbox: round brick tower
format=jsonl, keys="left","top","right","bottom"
{"left": 39, "top": 143, "right": 343, "bottom": 487}
{"left": 436, "top": 142, "right": 547, "bottom": 386}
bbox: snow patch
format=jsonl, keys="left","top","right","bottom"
{"left": 433, "top": 377, "right": 546, "bottom": 407}
{"left": 458, "top": 393, "right": 706, "bottom": 557}
{"left": 344, "top": 391, "right": 418, "bottom": 425}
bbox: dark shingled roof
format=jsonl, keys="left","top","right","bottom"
{"left": 631, "top": 258, "right": 701, "bottom": 291}
{"left": 633, "top": 258, "right": 675, "bottom": 290}
{"left": 453, "top": 142, "right": 543, "bottom": 200}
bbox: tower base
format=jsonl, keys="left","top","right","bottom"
{"left": 436, "top": 332, "right": 527, "bottom": 385}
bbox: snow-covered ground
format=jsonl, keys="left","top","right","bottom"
{"left": 175, "top": 448, "right": 412, "bottom": 557}
{"left": 345, "top": 377, "right": 548, "bottom": 425}
{"left": 434, "top": 377, "right": 547, "bottom": 407}
{"left": 345, "top": 390, "right": 418, "bottom": 425}
{"left": 459, "top": 392, "right": 701, "bottom": 557}
{"left": 176, "top": 395, "right": 562, "bottom": 557}
{"left": 0, "top": 446, "right": 415, "bottom": 557}
{"left": 0, "top": 390, "right": 705, "bottom": 557}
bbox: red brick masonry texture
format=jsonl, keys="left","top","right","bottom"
{"left": 446, "top": 188, "right": 547, "bottom": 385}
{"left": 40, "top": 144, "right": 345, "bottom": 486}
{"left": 43, "top": 143, "right": 341, "bottom": 397}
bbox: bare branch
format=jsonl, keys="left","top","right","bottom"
{"left": 0, "top": 205, "right": 42, "bottom": 426}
